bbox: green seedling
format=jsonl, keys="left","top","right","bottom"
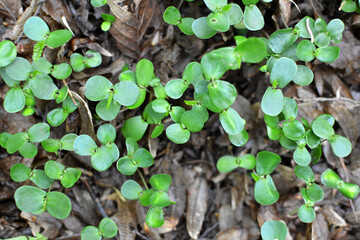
{"left": 81, "top": 217, "right": 118, "bottom": 240}
{"left": 261, "top": 220, "right": 288, "bottom": 240}
{"left": 3, "top": 233, "right": 48, "bottom": 240}
{"left": 44, "top": 160, "right": 81, "bottom": 188}
{"left": 41, "top": 133, "right": 77, "bottom": 153}
{"left": 47, "top": 96, "right": 78, "bottom": 127}
{"left": 321, "top": 169, "right": 360, "bottom": 199}
{"left": 10, "top": 163, "right": 54, "bottom": 189}
{"left": 14, "top": 185, "right": 72, "bottom": 219}
{"left": 91, "top": 0, "right": 107, "bottom": 7}
{"left": 0, "top": 123, "right": 50, "bottom": 158}
{"left": 216, "top": 154, "right": 256, "bottom": 173}
{"left": 0, "top": 40, "right": 17, "bottom": 67}
{"left": 70, "top": 50, "right": 102, "bottom": 72}
{"left": 339, "top": 0, "right": 360, "bottom": 12}
{"left": 101, "top": 14, "right": 116, "bottom": 31}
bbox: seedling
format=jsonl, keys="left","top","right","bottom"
{"left": 47, "top": 96, "right": 78, "bottom": 127}
{"left": 339, "top": 0, "right": 360, "bottom": 12}
{"left": 261, "top": 220, "right": 288, "bottom": 240}
{"left": 101, "top": 14, "right": 116, "bottom": 31}
{"left": 81, "top": 218, "right": 118, "bottom": 240}
{"left": 70, "top": 50, "right": 102, "bottom": 72}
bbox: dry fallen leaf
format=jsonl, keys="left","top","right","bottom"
{"left": 187, "top": 177, "right": 208, "bottom": 239}
{"left": 312, "top": 212, "right": 329, "bottom": 240}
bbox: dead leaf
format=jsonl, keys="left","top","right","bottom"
{"left": 20, "top": 212, "right": 62, "bottom": 239}
{"left": 215, "top": 227, "right": 248, "bottom": 240}
{"left": 322, "top": 207, "right": 347, "bottom": 227}
{"left": 311, "top": 212, "right": 329, "bottom": 240}
{"left": 279, "top": 0, "right": 291, "bottom": 26}
{"left": 187, "top": 177, "right": 208, "bottom": 239}
{"left": 108, "top": 0, "right": 162, "bottom": 59}
{"left": 219, "top": 204, "right": 236, "bottom": 231}
{"left": 0, "top": 0, "right": 22, "bottom": 21}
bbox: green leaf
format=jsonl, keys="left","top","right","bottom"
{"left": 81, "top": 226, "right": 101, "bottom": 240}
{"left": 133, "top": 148, "right": 153, "bottom": 168}
{"left": 294, "top": 165, "right": 314, "bottom": 183}
{"left": 143, "top": 102, "right": 166, "bottom": 124}
{"left": 178, "top": 17, "right": 195, "bottom": 35}
{"left": 18, "top": 142, "right": 38, "bottom": 158}
{"left": 314, "top": 32, "right": 330, "bottom": 48}
{"left": 14, "top": 186, "right": 46, "bottom": 213}
{"left": 96, "top": 99, "right": 121, "bottom": 121}
{"left": 204, "top": 0, "right": 227, "bottom": 11}
{"left": 314, "top": 17, "right": 327, "bottom": 32}
{"left": 256, "top": 151, "right": 281, "bottom": 175}
{"left": 201, "top": 52, "right": 228, "bottom": 80}
{"left": 10, "top": 163, "right": 31, "bottom": 182}
{"left": 139, "top": 189, "right": 155, "bottom": 207}
{"left": 54, "top": 86, "right": 69, "bottom": 104}
{"left": 298, "top": 204, "right": 316, "bottom": 223}
{"left": 0, "top": 40, "right": 17, "bottom": 67}
{"left": 293, "top": 147, "right": 311, "bottom": 166}
{"left": 121, "top": 116, "right": 148, "bottom": 142}
{"left": 315, "top": 46, "right": 340, "bottom": 63}
{"left": 151, "top": 124, "right": 164, "bottom": 138}
{"left": 183, "top": 62, "right": 203, "bottom": 84}
{"left": 164, "top": 79, "right": 188, "bottom": 99}
{"left": 6, "top": 132, "right": 27, "bottom": 154}
{"left": 51, "top": 63, "right": 72, "bottom": 80}
{"left": 101, "top": 14, "right": 116, "bottom": 22}
{"left": 296, "top": 40, "right": 315, "bottom": 62}
{"left": 91, "top": 0, "right": 107, "bottom": 7}
{"left": 60, "top": 133, "right": 77, "bottom": 151}
{"left": 315, "top": 114, "right": 335, "bottom": 126}
{"left": 27, "top": 123, "right": 50, "bottom": 143}
{"left": 306, "top": 129, "right": 321, "bottom": 149}
{"left": 60, "top": 169, "right": 77, "bottom": 188}
{"left": 29, "top": 74, "right": 58, "bottom": 100}
{"left": 228, "top": 3, "right": 243, "bottom": 25}
{"left": 238, "top": 154, "right": 256, "bottom": 170}
{"left": 0, "top": 132, "right": 11, "bottom": 148}
{"left": 166, "top": 123, "right": 190, "bottom": 144}
{"left": 5, "top": 57, "right": 33, "bottom": 81}
{"left": 235, "top": 37, "right": 267, "bottom": 63}
{"left": 152, "top": 99, "right": 170, "bottom": 114}
{"left": 70, "top": 53, "right": 85, "bottom": 72}
{"left": 24, "top": 16, "right": 50, "bottom": 41}
{"left": 150, "top": 191, "right": 171, "bottom": 207}
{"left": 113, "top": 81, "right": 140, "bottom": 106}
{"left": 91, "top": 147, "right": 113, "bottom": 171}
{"left": 261, "top": 87, "right": 283, "bottom": 116}
{"left": 264, "top": 114, "right": 279, "bottom": 128}
{"left": 266, "top": 126, "right": 280, "bottom": 140}
{"left": 295, "top": 17, "right": 317, "bottom": 39}
{"left": 306, "top": 183, "right": 324, "bottom": 202}
{"left": 149, "top": 173, "right": 172, "bottom": 191}
{"left": 229, "top": 129, "right": 249, "bottom": 147}
{"left": 44, "top": 160, "right": 65, "bottom": 179}
{"left": 102, "top": 143, "right": 119, "bottom": 162}
{"left": 41, "top": 139, "right": 60, "bottom": 152}
{"left": 45, "top": 30, "right": 72, "bottom": 48}
{"left": 73, "top": 135, "right": 97, "bottom": 156}
{"left": 326, "top": 19, "right": 344, "bottom": 37}
{"left": 121, "top": 180, "right": 143, "bottom": 200}
{"left": 216, "top": 155, "right": 238, "bottom": 173}
{"left": 340, "top": 0, "right": 357, "bottom": 12}
{"left": 329, "top": 135, "right": 352, "bottom": 157}
{"left": 146, "top": 207, "right": 164, "bottom": 228}
{"left": 339, "top": 182, "right": 360, "bottom": 199}
{"left": 269, "top": 28, "right": 298, "bottom": 54}
{"left": 283, "top": 120, "right": 305, "bottom": 140}
{"left": 47, "top": 108, "right": 68, "bottom": 127}
{"left": 181, "top": 110, "right": 204, "bottom": 132}
{"left": 116, "top": 156, "right": 137, "bottom": 175}
{"left": 311, "top": 118, "right": 334, "bottom": 139}
{"left": 127, "top": 88, "right": 146, "bottom": 109}
{"left": 254, "top": 176, "right": 279, "bottom": 205}
{"left": 125, "top": 138, "right": 139, "bottom": 156}
{"left": 208, "top": 80, "right": 237, "bottom": 110}
{"left": 30, "top": 169, "right": 54, "bottom": 189}
{"left": 136, "top": 59, "right": 154, "bottom": 87}
{"left": 99, "top": 218, "right": 118, "bottom": 238}
{"left": 281, "top": 97, "right": 297, "bottom": 120}
{"left": 292, "top": 65, "right": 314, "bottom": 86}
{"left": 0, "top": 67, "right": 18, "bottom": 87}
{"left": 192, "top": 17, "right": 217, "bottom": 39}
{"left": 261, "top": 221, "right": 288, "bottom": 240}
{"left": 219, "top": 107, "right": 245, "bottom": 135}
{"left": 321, "top": 169, "right": 342, "bottom": 189}
{"left": 211, "top": 47, "right": 239, "bottom": 70}
{"left": 46, "top": 191, "right": 71, "bottom": 219}
{"left": 97, "top": 124, "right": 116, "bottom": 145}
{"left": 83, "top": 50, "right": 102, "bottom": 68}
{"left": 192, "top": 104, "right": 209, "bottom": 122}
{"left": 4, "top": 87, "right": 25, "bottom": 113}
{"left": 207, "top": 12, "right": 230, "bottom": 32}
{"left": 119, "top": 70, "right": 136, "bottom": 83}
{"left": 244, "top": 5, "right": 264, "bottom": 31}
{"left": 85, "top": 76, "right": 112, "bottom": 101}
{"left": 270, "top": 57, "right": 297, "bottom": 88}
{"left": 163, "top": 6, "right": 181, "bottom": 25}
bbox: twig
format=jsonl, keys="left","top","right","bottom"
{"left": 137, "top": 169, "right": 149, "bottom": 190}
{"left": 199, "top": 222, "right": 218, "bottom": 238}
{"left": 61, "top": 79, "right": 78, "bottom": 106}
{"left": 339, "top": 157, "right": 359, "bottom": 223}
{"left": 289, "top": 0, "right": 301, "bottom": 13}
{"left": 309, "top": 0, "right": 320, "bottom": 19}
{"left": 132, "top": 228, "right": 150, "bottom": 240}
{"left": 339, "top": 1, "right": 346, "bottom": 11}
{"left": 306, "top": 18, "right": 314, "bottom": 43}
{"left": 82, "top": 178, "right": 108, "bottom": 219}
{"left": 293, "top": 97, "right": 360, "bottom": 106}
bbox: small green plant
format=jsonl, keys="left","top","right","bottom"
{"left": 339, "top": 0, "right": 360, "bottom": 12}
{"left": 70, "top": 50, "right": 102, "bottom": 72}
{"left": 81, "top": 217, "right": 118, "bottom": 240}
{"left": 101, "top": 14, "right": 116, "bottom": 31}
{"left": 3, "top": 233, "right": 47, "bottom": 240}
{"left": 260, "top": 220, "right": 288, "bottom": 240}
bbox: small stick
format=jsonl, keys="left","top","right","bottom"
{"left": 61, "top": 79, "right": 77, "bottom": 106}
{"left": 306, "top": 18, "right": 314, "bottom": 43}
{"left": 82, "top": 178, "right": 108, "bottom": 219}
{"left": 289, "top": 0, "right": 301, "bottom": 13}
{"left": 293, "top": 97, "right": 360, "bottom": 106}
{"left": 339, "top": 1, "right": 346, "bottom": 11}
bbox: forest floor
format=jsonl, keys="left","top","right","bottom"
{"left": 1, "top": 0, "right": 360, "bottom": 239}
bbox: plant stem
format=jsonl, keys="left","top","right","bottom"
{"left": 137, "top": 169, "right": 149, "bottom": 190}
{"left": 306, "top": 18, "right": 314, "bottom": 43}
{"left": 62, "top": 79, "right": 78, "bottom": 106}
